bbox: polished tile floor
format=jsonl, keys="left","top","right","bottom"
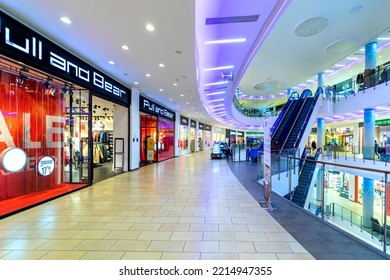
{"left": 0, "top": 151, "right": 314, "bottom": 260}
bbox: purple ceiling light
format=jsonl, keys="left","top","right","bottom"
{"left": 195, "top": 0, "right": 292, "bottom": 130}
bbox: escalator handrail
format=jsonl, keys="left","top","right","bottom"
{"left": 291, "top": 87, "right": 323, "bottom": 149}
{"left": 273, "top": 98, "right": 304, "bottom": 149}
{"left": 270, "top": 98, "right": 293, "bottom": 136}
{"left": 289, "top": 93, "right": 320, "bottom": 149}
{"left": 278, "top": 91, "right": 311, "bottom": 153}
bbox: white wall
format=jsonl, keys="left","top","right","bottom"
{"left": 130, "top": 89, "right": 140, "bottom": 170}
{"left": 174, "top": 113, "right": 180, "bottom": 157}
{"left": 113, "top": 104, "right": 129, "bottom": 172}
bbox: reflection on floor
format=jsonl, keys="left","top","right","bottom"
{"left": 93, "top": 161, "right": 117, "bottom": 183}
{"left": 0, "top": 151, "right": 313, "bottom": 260}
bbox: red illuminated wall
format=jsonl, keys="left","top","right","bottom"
{"left": 0, "top": 71, "right": 65, "bottom": 201}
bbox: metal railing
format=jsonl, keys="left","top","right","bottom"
{"left": 257, "top": 150, "right": 390, "bottom": 255}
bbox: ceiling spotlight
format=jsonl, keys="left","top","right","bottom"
{"left": 60, "top": 16, "right": 72, "bottom": 24}
{"left": 146, "top": 24, "right": 155, "bottom": 32}
{"left": 16, "top": 73, "right": 28, "bottom": 87}
{"left": 43, "top": 77, "right": 53, "bottom": 88}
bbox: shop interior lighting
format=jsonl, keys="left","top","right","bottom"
{"left": 16, "top": 66, "right": 29, "bottom": 86}
{"left": 61, "top": 83, "right": 74, "bottom": 95}
{"left": 43, "top": 77, "right": 57, "bottom": 96}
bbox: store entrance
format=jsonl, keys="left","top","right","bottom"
{"left": 91, "top": 95, "right": 120, "bottom": 183}
{"left": 64, "top": 89, "right": 91, "bottom": 184}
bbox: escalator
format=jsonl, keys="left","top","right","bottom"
{"left": 291, "top": 148, "right": 321, "bottom": 207}
{"left": 282, "top": 94, "right": 318, "bottom": 151}
{"left": 270, "top": 97, "right": 303, "bottom": 147}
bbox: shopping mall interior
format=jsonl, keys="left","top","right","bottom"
{"left": 1, "top": 0, "right": 390, "bottom": 263}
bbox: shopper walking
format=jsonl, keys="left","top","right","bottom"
{"left": 375, "top": 140, "right": 380, "bottom": 159}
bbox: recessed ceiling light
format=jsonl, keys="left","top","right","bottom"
{"left": 173, "top": 83, "right": 178, "bottom": 86}
{"left": 60, "top": 17, "right": 71, "bottom": 24}
{"left": 204, "top": 81, "right": 227, "bottom": 86}
{"left": 134, "top": 82, "right": 139, "bottom": 85}
{"left": 209, "top": 104, "right": 224, "bottom": 108}
{"left": 122, "top": 45, "right": 129, "bottom": 50}
{"left": 159, "top": 89, "right": 163, "bottom": 92}
{"left": 108, "top": 60, "right": 116, "bottom": 65}
{"left": 180, "top": 94, "right": 184, "bottom": 97}
{"left": 205, "top": 91, "right": 225, "bottom": 96}
{"left": 159, "top": 63, "right": 165, "bottom": 68}
{"left": 146, "top": 73, "right": 151, "bottom": 77}
{"left": 204, "top": 65, "right": 234, "bottom": 71}
{"left": 208, "top": 98, "right": 225, "bottom": 103}
{"left": 204, "top": 38, "right": 246, "bottom": 44}
{"left": 146, "top": 24, "right": 155, "bottom": 32}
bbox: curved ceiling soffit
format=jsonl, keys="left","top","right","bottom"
{"left": 195, "top": 0, "right": 292, "bottom": 130}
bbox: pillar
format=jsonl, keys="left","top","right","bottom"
{"left": 363, "top": 177, "right": 374, "bottom": 228}
{"left": 317, "top": 118, "right": 325, "bottom": 152}
{"left": 316, "top": 169, "right": 323, "bottom": 202}
{"left": 363, "top": 108, "right": 375, "bottom": 159}
{"left": 318, "top": 72, "right": 325, "bottom": 88}
{"left": 365, "top": 42, "right": 377, "bottom": 71}
{"left": 353, "top": 123, "right": 359, "bottom": 154}
{"left": 287, "top": 88, "right": 293, "bottom": 98}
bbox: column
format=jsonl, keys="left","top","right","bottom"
{"left": 317, "top": 118, "right": 325, "bottom": 152}
{"left": 287, "top": 88, "right": 293, "bottom": 98}
{"left": 365, "top": 42, "right": 377, "bottom": 71}
{"left": 316, "top": 169, "right": 323, "bottom": 202}
{"left": 363, "top": 108, "right": 375, "bottom": 159}
{"left": 363, "top": 107, "right": 376, "bottom": 228}
{"left": 363, "top": 177, "right": 374, "bottom": 228}
{"left": 364, "top": 42, "right": 377, "bottom": 88}
{"left": 318, "top": 72, "right": 325, "bottom": 88}
{"left": 353, "top": 123, "right": 359, "bottom": 154}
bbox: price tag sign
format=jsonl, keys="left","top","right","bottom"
{"left": 37, "top": 156, "right": 55, "bottom": 176}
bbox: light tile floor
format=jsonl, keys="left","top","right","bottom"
{"left": 0, "top": 151, "right": 314, "bottom": 260}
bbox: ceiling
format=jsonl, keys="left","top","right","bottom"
{"left": 1, "top": 0, "right": 390, "bottom": 130}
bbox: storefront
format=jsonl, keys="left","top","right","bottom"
{"left": 179, "top": 115, "right": 189, "bottom": 155}
{"left": 204, "top": 124, "right": 212, "bottom": 150}
{"left": 139, "top": 96, "right": 175, "bottom": 164}
{"left": 212, "top": 127, "right": 226, "bottom": 143}
{"left": 0, "top": 11, "right": 130, "bottom": 217}
{"left": 226, "top": 129, "right": 245, "bottom": 146}
{"left": 198, "top": 123, "right": 204, "bottom": 151}
{"left": 190, "top": 119, "right": 196, "bottom": 152}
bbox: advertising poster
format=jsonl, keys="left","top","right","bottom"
{"left": 263, "top": 117, "right": 272, "bottom": 207}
